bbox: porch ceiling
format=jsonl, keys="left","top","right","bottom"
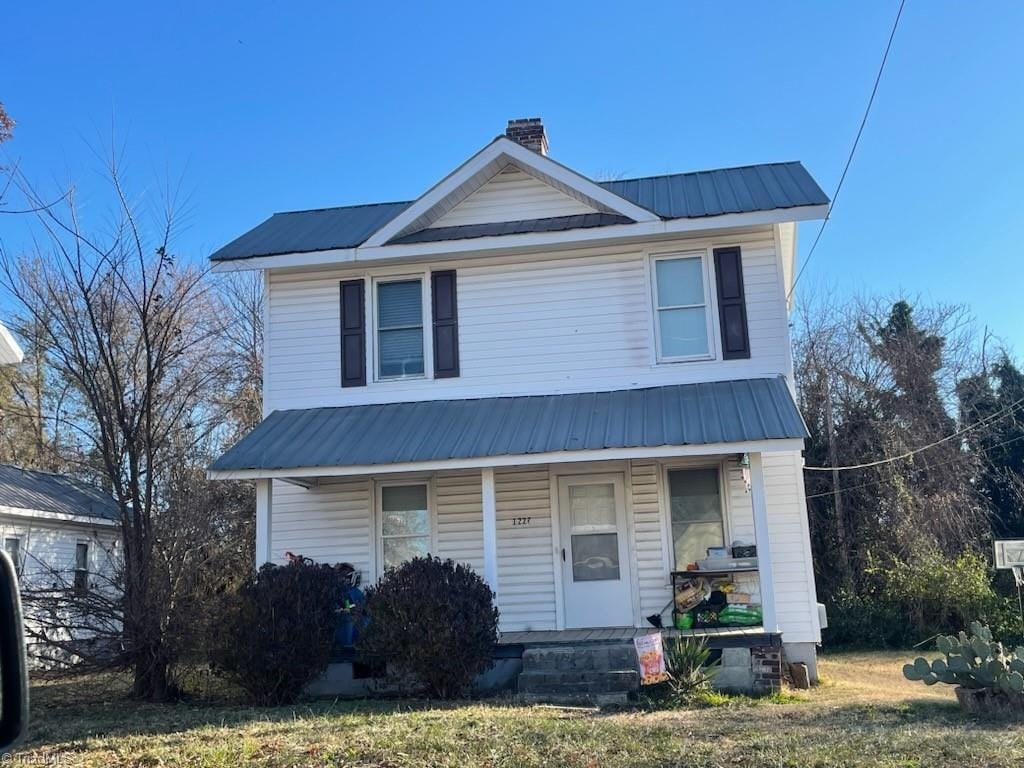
{"left": 209, "top": 377, "right": 807, "bottom": 479}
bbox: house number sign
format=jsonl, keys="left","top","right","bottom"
{"left": 512, "top": 516, "right": 532, "bottom": 527}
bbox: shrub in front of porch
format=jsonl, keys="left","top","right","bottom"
{"left": 208, "top": 560, "right": 345, "bottom": 705}
{"left": 356, "top": 555, "right": 499, "bottom": 699}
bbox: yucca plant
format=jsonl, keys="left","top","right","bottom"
{"left": 663, "top": 636, "right": 718, "bottom": 699}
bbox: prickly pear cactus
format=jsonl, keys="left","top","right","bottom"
{"left": 903, "top": 622, "right": 1024, "bottom": 699}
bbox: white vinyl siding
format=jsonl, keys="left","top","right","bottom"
{"left": 494, "top": 467, "right": 556, "bottom": 632}
{"left": 264, "top": 230, "right": 789, "bottom": 412}
{"left": 269, "top": 478, "right": 373, "bottom": 574}
{"left": 263, "top": 452, "right": 818, "bottom": 643}
{"left": 430, "top": 166, "right": 598, "bottom": 229}
{"left": 0, "top": 514, "right": 119, "bottom": 591}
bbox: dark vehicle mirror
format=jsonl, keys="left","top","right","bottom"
{"left": 0, "top": 549, "right": 28, "bottom": 753}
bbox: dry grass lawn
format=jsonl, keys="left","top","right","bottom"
{"left": 9, "top": 650, "right": 1023, "bottom": 767}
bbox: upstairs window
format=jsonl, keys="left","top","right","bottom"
{"left": 376, "top": 278, "right": 425, "bottom": 379}
{"left": 651, "top": 254, "right": 713, "bottom": 361}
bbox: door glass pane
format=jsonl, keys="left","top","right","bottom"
{"left": 656, "top": 257, "right": 705, "bottom": 307}
{"left": 659, "top": 307, "right": 709, "bottom": 357}
{"left": 383, "top": 536, "right": 430, "bottom": 569}
{"left": 569, "top": 483, "right": 616, "bottom": 528}
{"left": 571, "top": 533, "right": 620, "bottom": 581}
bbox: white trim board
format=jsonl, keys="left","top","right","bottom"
{"left": 211, "top": 205, "right": 828, "bottom": 273}
{"left": 207, "top": 438, "right": 805, "bottom": 481}
{"left": 363, "top": 137, "right": 658, "bottom": 247}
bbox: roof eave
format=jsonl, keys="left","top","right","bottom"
{"left": 209, "top": 203, "right": 828, "bottom": 273}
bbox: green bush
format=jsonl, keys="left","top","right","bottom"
{"left": 664, "top": 636, "right": 717, "bottom": 698}
{"left": 356, "top": 555, "right": 499, "bottom": 699}
{"left": 825, "top": 550, "right": 1016, "bottom": 648}
{"left": 209, "top": 560, "right": 344, "bottom": 705}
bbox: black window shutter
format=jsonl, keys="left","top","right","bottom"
{"left": 340, "top": 279, "right": 366, "bottom": 387}
{"left": 431, "top": 270, "right": 460, "bottom": 378}
{"left": 713, "top": 247, "right": 751, "bottom": 360}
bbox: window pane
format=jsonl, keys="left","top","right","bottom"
{"left": 381, "top": 484, "right": 428, "bottom": 512}
{"left": 673, "top": 521, "right": 725, "bottom": 567}
{"left": 383, "top": 536, "right": 429, "bottom": 569}
{"left": 383, "top": 509, "right": 429, "bottom": 537}
{"left": 378, "top": 280, "right": 422, "bottom": 328}
{"left": 669, "top": 468, "right": 724, "bottom": 567}
{"left": 668, "top": 468, "right": 722, "bottom": 522}
{"left": 571, "top": 533, "right": 620, "bottom": 581}
{"left": 569, "top": 483, "right": 616, "bottom": 528}
{"left": 75, "top": 542, "right": 88, "bottom": 570}
{"left": 659, "top": 307, "right": 709, "bottom": 357}
{"left": 656, "top": 257, "right": 705, "bottom": 307}
{"left": 379, "top": 328, "right": 424, "bottom": 377}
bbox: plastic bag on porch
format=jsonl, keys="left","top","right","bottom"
{"left": 634, "top": 632, "right": 670, "bottom": 685}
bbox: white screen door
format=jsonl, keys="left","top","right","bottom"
{"left": 557, "top": 473, "right": 634, "bottom": 629}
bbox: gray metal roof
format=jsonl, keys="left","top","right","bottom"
{"left": 210, "top": 378, "right": 807, "bottom": 473}
{"left": 212, "top": 201, "right": 412, "bottom": 262}
{"left": 599, "top": 162, "right": 828, "bottom": 220}
{"left": 391, "top": 213, "right": 634, "bottom": 245}
{"left": 210, "top": 161, "right": 827, "bottom": 262}
{"left": 0, "top": 464, "right": 119, "bottom": 522}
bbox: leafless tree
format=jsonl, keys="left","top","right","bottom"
{"left": 0, "top": 153, "right": 232, "bottom": 699}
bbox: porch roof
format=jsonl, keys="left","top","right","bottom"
{"left": 209, "top": 377, "right": 806, "bottom": 475}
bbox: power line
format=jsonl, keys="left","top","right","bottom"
{"left": 803, "top": 394, "right": 1024, "bottom": 472}
{"left": 788, "top": 0, "right": 907, "bottom": 301}
{"left": 805, "top": 433, "right": 1024, "bottom": 500}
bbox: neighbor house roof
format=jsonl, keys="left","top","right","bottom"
{"left": 209, "top": 377, "right": 807, "bottom": 474}
{"left": 0, "top": 464, "right": 120, "bottom": 522}
{"left": 210, "top": 161, "right": 827, "bottom": 263}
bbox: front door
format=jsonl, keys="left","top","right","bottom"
{"left": 557, "top": 473, "right": 634, "bottom": 628}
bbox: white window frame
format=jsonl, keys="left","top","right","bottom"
{"left": 3, "top": 536, "right": 21, "bottom": 574}
{"left": 74, "top": 539, "right": 90, "bottom": 592}
{"left": 370, "top": 272, "right": 433, "bottom": 382}
{"left": 648, "top": 250, "right": 717, "bottom": 364}
{"left": 660, "top": 460, "right": 731, "bottom": 571}
{"left": 375, "top": 478, "right": 435, "bottom": 577}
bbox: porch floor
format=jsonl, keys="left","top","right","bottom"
{"left": 498, "top": 625, "right": 779, "bottom": 648}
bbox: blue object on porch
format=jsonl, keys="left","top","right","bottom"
{"left": 335, "top": 611, "right": 355, "bottom": 647}
{"left": 210, "top": 377, "right": 807, "bottom": 473}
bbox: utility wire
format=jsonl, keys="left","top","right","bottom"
{"left": 805, "top": 432, "right": 1024, "bottom": 500}
{"left": 788, "top": 0, "right": 907, "bottom": 301}
{"left": 803, "top": 394, "right": 1024, "bottom": 472}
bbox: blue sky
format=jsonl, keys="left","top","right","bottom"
{"left": 3, "top": 1, "right": 1022, "bottom": 352}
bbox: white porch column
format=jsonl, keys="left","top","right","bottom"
{"left": 481, "top": 467, "right": 499, "bottom": 594}
{"left": 749, "top": 453, "right": 778, "bottom": 634}
{"left": 255, "top": 479, "right": 273, "bottom": 569}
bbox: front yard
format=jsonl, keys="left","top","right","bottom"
{"left": 15, "top": 651, "right": 1024, "bottom": 767}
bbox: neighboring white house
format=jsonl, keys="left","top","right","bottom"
{"left": 0, "top": 321, "right": 23, "bottom": 365}
{"left": 0, "top": 464, "right": 121, "bottom": 661}
{"left": 208, "top": 119, "right": 828, "bottom": 689}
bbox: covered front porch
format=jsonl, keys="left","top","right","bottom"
{"left": 209, "top": 378, "right": 817, "bottom": 692}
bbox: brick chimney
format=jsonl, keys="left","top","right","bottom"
{"left": 505, "top": 118, "right": 548, "bottom": 156}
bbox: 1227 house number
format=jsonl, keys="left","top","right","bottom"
{"left": 512, "top": 517, "right": 532, "bottom": 527}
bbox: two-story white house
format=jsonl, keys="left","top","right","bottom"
{"left": 209, "top": 119, "right": 828, "bottom": 696}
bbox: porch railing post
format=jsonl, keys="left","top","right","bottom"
{"left": 482, "top": 467, "right": 499, "bottom": 595}
{"left": 255, "top": 479, "right": 273, "bottom": 569}
{"left": 750, "top": 452, "right": 778, "bottom": 634}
